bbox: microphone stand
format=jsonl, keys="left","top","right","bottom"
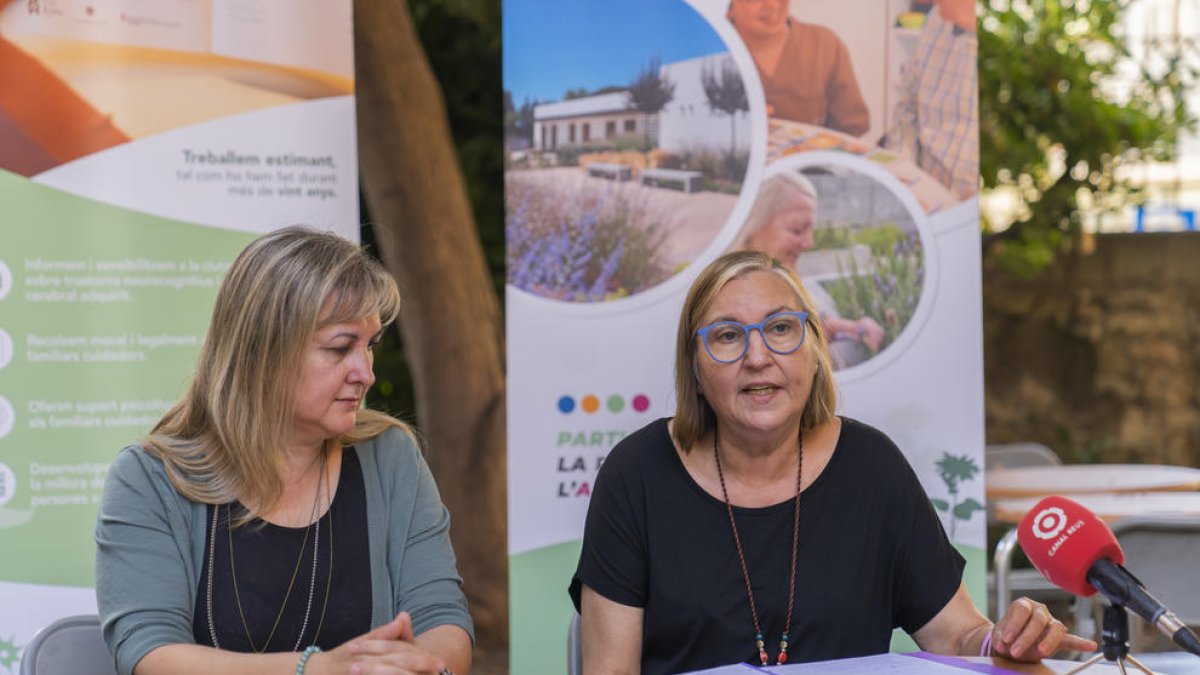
{"left": 1065, "top": 604, "right": 1154, "bottom": 675}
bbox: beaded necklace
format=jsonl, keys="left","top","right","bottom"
{"left": 713, "top": 429, "right": 803, "bottom": 666}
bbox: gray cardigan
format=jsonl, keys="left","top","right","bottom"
{"left": 94, "top": 427, "right": 473, "bottom": 675}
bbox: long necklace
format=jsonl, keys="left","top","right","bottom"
{"left": 308, "top": 467, "right": 335, "bottom": 647}
{"left": 207, "top": 447, "right": 330, "bottom": 652}
{"left": 288, "top": 446, "right": 331, "bottom": 648}
{"left": 713, "top": 429, "right": 803, "bottom": 666}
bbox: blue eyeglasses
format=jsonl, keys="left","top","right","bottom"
{"left": 695, "top": 311, "right": 810, "bottom": 363}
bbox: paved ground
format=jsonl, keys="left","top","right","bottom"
{"left": 507, "top": 166, "right": 741, "bottom": 270}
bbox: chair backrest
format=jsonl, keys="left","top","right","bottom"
{"left": 985, "top": 442, "right": 1062, "bottom": 470}
{"left": 1109, "top": 515, "right": 1200, "bottom": 626}
{"left": 567, "top": 612, "right": 582, "bottom": 675}
{"left": 19, "top": 615, "right": 116, "bottom": 675}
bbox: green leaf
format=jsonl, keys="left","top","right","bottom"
{"left": 979, "top": 0, "right": 1195, "bottom": 272}
{"left": 953, "top": 498, "right": 986, "bottom": 521}
{"left": 931, "top": 498, "right": 950, "bottom": 512}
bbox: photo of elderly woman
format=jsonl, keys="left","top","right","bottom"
{"left": 726, "top": 0, "right": 869, "bottom": 136}
{"left": 734, "top": 164, "right": 925, "bottom": 369}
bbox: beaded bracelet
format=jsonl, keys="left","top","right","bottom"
{"left": 296, "top": 645, "right": 322, "bottom": 674}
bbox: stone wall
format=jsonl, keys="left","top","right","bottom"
{"left": 984, "top": 233, "right": 1200, "bottom": 466}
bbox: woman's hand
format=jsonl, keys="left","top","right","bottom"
{"left": 913, "top": 584, "right": 1096, "bottom": 664}
{"left": 989, "top": 597, "right": 1097, "bottom": 662}
{"left": 311, "top": 612, "right": 451, "bottom": 675}
{"left": 854, "top": 317, "right": 885, "bottom": 352}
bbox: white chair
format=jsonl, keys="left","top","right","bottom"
{"left": 1109, "top": 515, "right": 1200, "bottom": 651}
{"left": 985, "top": 442, "right": 1061, "bottom": 470}
{"left": 19, "top": 615, "right": 115, "bottom": 675}
{"left": 987, "top": 442, "right": 1068, "bottom": 619}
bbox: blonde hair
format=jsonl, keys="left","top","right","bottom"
{"left": 672, "top": 250, "right": 837, "bottom": 451}
{"left": 736, "top": 171, "right": 818, "bottom": 252}
{"left": 143, "top": 226, "right": 408, "bottom": 516}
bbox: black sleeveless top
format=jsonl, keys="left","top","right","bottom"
{"left": 193, "top": 449, "right": 372, "bottom": 651}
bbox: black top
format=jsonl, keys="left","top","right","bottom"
{"left": 194, "top": 449, "right": 372, "bottom": 651}
{"left": 570, "top": 417, "right": 965, "bottom": 675}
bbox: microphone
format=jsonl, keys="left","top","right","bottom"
{"left": 1016, "top": 495, "right": 1200, "bottom": 657}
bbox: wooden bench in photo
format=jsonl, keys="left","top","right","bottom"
{"left": 640, "top": 167, "right": 704, "bottom": 193}
{"left": 585, "top": 162, "right": 632, "bottom": 181}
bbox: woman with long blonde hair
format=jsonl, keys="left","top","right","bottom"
{"left": 95, "top": 227, "right": 472, "bottom": 675}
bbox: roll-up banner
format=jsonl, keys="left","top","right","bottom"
{"left": 0, "top": 1, "right": 356, "bottom": 667}
{"left": 504, "top": 0, "right": 984, "bottom": 671}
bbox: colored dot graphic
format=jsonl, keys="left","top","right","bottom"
{"left": 557, "top": 396, "right": 575, "bottom": 413}
{"left": 556, "top": 394, "right": 652, "bottom": 414}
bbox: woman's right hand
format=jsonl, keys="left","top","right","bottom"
{"left": 312, "top": 612, "right": 449, "bottom": 675}
{"left": 855, "top": 317, "right": 885, "bottom": 352}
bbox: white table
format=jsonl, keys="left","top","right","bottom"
{"left": 765, "top": 118, "right": 958, "bottom": 214}
{"left": 987, "top": 465, "right": 1200, "bottom": 500}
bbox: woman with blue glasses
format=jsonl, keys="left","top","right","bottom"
{"left": 569, "top": 250, "right": 1092, "bottom": 674}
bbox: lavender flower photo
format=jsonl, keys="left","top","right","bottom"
{"left": 504, "top": 0, "right": 754, "bottom": 303}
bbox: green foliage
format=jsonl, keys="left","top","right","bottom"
{"left": 700, "top": 60, "right": 748, "bottom": 117}
{"left": 811, "top": 226, "right": 853, "bottom": 251}
{"left": 936, "top": 453, "right": 981, "bottom": 496}
{"left": 551, "top": 144, "right": 590, "bottom": 168}
{"left": 676, "top": 147, "right": 749, "bottom": 184}
{"left": 953, "top": 498, "right": 986, "bottom": 521}
{"left": 506, "top": 179, "right": 670, "bottom": 302}
{"left": 700, "top": 59, "right": 749, "bottom": 159}
{"left": 931, "top": 452, "right": 983, "bottom": 538}
{"left": 979, "top": 0, "right": 1194, "bottom": 275}
{"left": 504, "top": 90, "right": 537, "bottom": 147}
{"left": 851, "top": 222, "right": 906, "bottom": 256}
{"left": 547, "top": 135, "right": 650, "bottom": 166}
{"left": 0, "top": 634, "right": 20, "bottom": 672}
{"left": 564, "top": 85, "right": 625, "bottom": 100}
{"left": 627, "top": 55, "right": 676, "bottom": 148}
{"left": 824, "top": 229, "right": 922, "bottom": 348}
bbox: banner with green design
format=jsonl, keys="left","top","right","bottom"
{"left": 0, "top": 2, "right": 356, "bottom": 669}
{"left": 504, "top": 0, "right": 986, "bottom": 671}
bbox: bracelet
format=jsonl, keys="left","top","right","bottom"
{"left": 979, "top": 628, "right": 994, "bottom": 657}
{"left": 296, "top": 645, "right": 322, "bottom": 674}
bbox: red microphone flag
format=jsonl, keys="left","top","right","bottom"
{"left": 1016, "top": 495, "right": 1125, "bottom": 597}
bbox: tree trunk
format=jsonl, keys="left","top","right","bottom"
{"left": 354, "top": 0, "right": 508, "bottom": 649}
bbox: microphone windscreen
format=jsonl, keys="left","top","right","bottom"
{"left": 1016, "top": 495, "right": 1124, "bottom": 596}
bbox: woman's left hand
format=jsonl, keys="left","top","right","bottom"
{"left": 312, "top": 612, "right": 453, "bottom": 674}
{"left": 990, "top": 597, "right": 1098, "bottom": 662}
